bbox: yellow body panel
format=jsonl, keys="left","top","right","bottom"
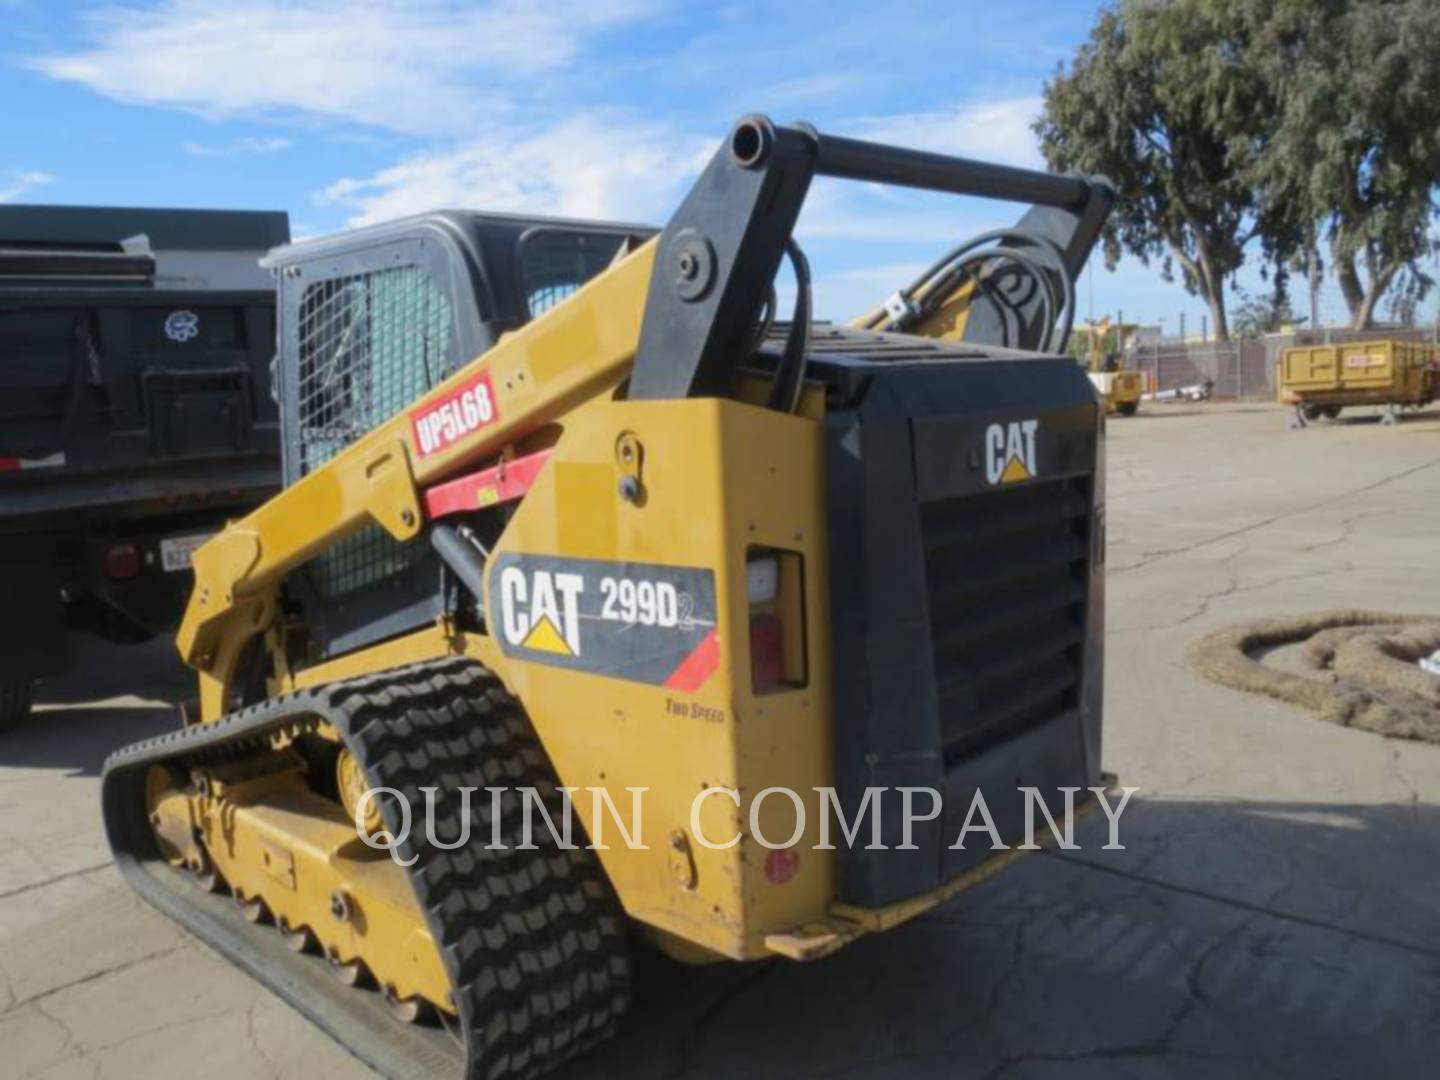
{"left": 479, "top": 396, "right": 833, "bottom": 960}
{"left": 1278, "top": 340, "right": 1437, "bottom": 406}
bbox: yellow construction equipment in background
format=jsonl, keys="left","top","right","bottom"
{"left": 1074, "top": 318, "right": 1143, "bottom": 417}
{"left": 1279, "top": 339, "right": 1439, "bottom": 427}
{"left": 101, "top": 117, "right": 1115, "bottom": 1080}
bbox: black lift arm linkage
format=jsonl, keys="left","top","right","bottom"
{"left": 628, "top": 114, "right": 1113, "bottom": 401}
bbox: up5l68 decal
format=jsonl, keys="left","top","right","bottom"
{"left": 489, "top": 554, "right": 719, "bottom": 690}
{"left": 409, "top": 370, "right": 498, "bottom": 458}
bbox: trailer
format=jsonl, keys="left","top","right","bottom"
{"left": 1278, "top": 339, "right": 1438, "bottom": 427}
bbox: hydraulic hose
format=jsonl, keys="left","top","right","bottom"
{"left": 874, "top": 228, "right": 1077, "bottom": 354}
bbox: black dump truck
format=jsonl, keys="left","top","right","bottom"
{"left": 0, "top": 205, "right": 287, "bottom": 727}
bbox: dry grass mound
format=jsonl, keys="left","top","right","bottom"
{"left": 1187, "top": 611, "right": 1440, "bottom": 741}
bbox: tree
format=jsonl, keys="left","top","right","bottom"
{"left": 1251, "top": 0, "right": 1440, "bottom": 329}
{"left": 1035, "top": 0, "right": 1279, "bottom": 342}
{"left": 1385, "top": 266, "right": 1434, "bottom": 327}
{"left": 1230, "top": 282, "right": 1300, "bottom": 337}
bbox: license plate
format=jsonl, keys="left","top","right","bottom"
{"left": 160, "top": 533, "right": 212, "bottom": 572}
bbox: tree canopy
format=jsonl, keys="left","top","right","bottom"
{"left": 1230, "top": 284, "right": 1301, "bottom": 337}
{"left": 1252, "top": 0, "right": 1440, "bottom": 329}
{"left": 1037, "top": 0, "right": 1440, "bottom": 337}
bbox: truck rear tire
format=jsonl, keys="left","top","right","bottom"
{"left": 0, "top": 676, "right": 34, "bottom": 731}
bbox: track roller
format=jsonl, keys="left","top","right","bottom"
{"left": 276, "top": 916, "right": 316, "bottom": 954}
{"left": 384, "top": 984, "right": 435, "bottom": 1025}
{"left": 326, "top": 947, "right": 372, "bottom": 988}
{"left": 190, "top": 847, "right": 224, "bottom": 894}
{"left": 233, "top": 890, "right": 270, "bottom": 924}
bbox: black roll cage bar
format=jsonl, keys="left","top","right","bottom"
{"left": 629, "top": 114, "right": 1113, "bottom": 401}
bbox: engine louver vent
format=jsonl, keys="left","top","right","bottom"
{"left": 920, "top": 476, "right": 1091, "bottom": 764}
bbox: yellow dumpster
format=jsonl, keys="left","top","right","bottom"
{"left": 1278, "top": 339, "right": 1438, "bottom": 426}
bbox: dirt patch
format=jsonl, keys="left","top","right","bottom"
{"left": 1187, "top": 611, "right": 1440, "bottom": 741}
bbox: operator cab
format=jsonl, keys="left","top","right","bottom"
{"left": 264, "top": 212, "right": 656, "bottom": 657}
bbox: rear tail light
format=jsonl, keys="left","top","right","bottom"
{"left": 105, "top": 543, "right": 141, "bottom": 580}
{"left": 747, "top": 550, "right": 805, "bottom": 693}
{"left": 749, "top": 613, "right": 785, "bottom": 692}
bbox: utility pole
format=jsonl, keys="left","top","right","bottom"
{"left": 1087, "top": 255, "right": 1094, "bottom": 325}
{"left": 1308, "top": 241, "right": 1320, "bottom": 333}
{"left": 1179, "top": 312, "right": 1186, "bottom": 343}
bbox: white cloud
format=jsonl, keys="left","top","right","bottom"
{"left": 321, "top": 108, "right": 1043, "bottom": 239}
{"left": 0, "top": 170, "right": 55, "bottom": 203}
{"left": 182, "top": 135, "right": 292, "bottom": 156}
{"left": 28, "top": 0, "right": 655, "bottom": 134}
{"left": 847, "top": 95, "right": 1046, "bottom": 169}
{"left": 319, "top": 113, "right": 711, "bottom": 227}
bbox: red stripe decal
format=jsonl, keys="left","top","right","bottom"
{"left": 663, "top": 629, "right": 721, "bottom": 692}
{"left": 423, "top": 448, "right": 551, "bottom": 519}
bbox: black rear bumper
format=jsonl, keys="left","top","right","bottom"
{"left": 0, "top": 453, "right": 277, "bottom": 533}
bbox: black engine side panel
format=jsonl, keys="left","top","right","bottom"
{"left": 810, "top": 335, "right": 1105, "bottom": 907}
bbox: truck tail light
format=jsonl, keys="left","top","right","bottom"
{"left": 105, "top": 543, "right": 141, "bottom": 580}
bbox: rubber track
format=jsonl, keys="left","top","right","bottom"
{"left": 101, "top": 657, "right": 631, "bottom": 1080}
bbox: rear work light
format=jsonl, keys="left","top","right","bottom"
{"left": 746, "top": 549, "right": 806, "bottom": 694}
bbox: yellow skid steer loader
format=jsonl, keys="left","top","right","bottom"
{"left": 102, "top": 116, "right": 1114, "bottom": 1079}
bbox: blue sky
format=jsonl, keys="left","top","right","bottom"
{"left": 0, "top": 0, "right": 1411, "bottom": 328}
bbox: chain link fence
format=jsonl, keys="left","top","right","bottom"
{"left": 1131, "top": 342, "right": 1257, "bottom": 401}
{"left": 1126, "top": 326, "right": 1439, "bottom": 402}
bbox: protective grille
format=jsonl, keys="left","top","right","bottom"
{"left": 296, "top": 265, "right": 452, "bottom": 473}
{"left": 294, "top": 264, "right": 453, "bottom": 597}
{"left": 921, "top": 477, "right": 1091, "bottom": 763}
{"left": 304, "top": 522, "right": 426, "bottom": 597}
{"left": 521, "top": 233, "right": 624, "bottom": 318}
{"left": 527, "top": 281, "right": 581, "bottom": 318}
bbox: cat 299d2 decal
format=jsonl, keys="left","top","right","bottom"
{"left": 488, "top": 554, "right": 720, "bottom": 690}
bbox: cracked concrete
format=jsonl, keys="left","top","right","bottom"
{"left": 3, "top": 402, "right": 1440, "bottom": 1079}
